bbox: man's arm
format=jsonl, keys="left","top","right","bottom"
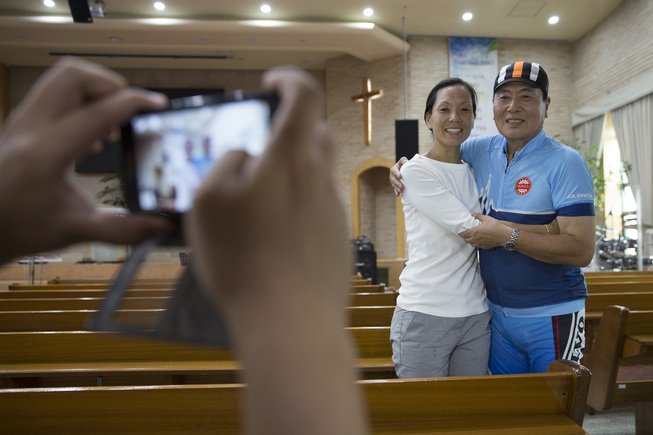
{"left": 500, "top": 217, "right": 559, "bottom": 235}
{"left": 460, "top": 214, "right": 595, "bottom": 267}
{"left": 517, "top": 215, "right": 595, "bottom": 266}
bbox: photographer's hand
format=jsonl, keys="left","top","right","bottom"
{"left": 186, "top": 66, "right": 367, "bottom": 435}
{"left": 0, "top": 58, "right": 173, "bottom": 264}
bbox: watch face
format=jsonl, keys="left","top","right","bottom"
{"left": 505, "top": 241, "right": 517, "bottom": 251}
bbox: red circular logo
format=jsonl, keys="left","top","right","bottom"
{"left": 515, "top": 177, "right": 531, "bottom": 195}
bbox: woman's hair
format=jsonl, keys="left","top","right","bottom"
{"left": 424, "top": 78, "right": 478, "bottom": 122}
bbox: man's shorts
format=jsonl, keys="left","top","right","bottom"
{"left": 488, "top": 308, "right": 585, "bottom": 374}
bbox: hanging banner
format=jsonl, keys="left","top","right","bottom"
{"left": 449, "top": 37, "right": 498, "bottom": 137}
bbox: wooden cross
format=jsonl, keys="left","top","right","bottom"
{"left": 351, "top": 77, "right": 383, "bottom": 145}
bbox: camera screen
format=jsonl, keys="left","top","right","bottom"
{"left": 128, "top": 98, "right": 271, "bottom": 213}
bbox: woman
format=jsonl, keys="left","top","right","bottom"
{"left": 391, "top": 78, "right": 491, "bottom": 378}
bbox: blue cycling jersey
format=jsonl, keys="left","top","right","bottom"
{"left": 461, "top": 130, "right": 595, "bottom": 309}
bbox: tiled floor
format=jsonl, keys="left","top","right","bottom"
{"left": 583, "top": 403, "right": 636, "bottom": 434}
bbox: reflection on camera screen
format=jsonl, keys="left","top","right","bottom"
{"left": 131, "top": 99, "right": 270, "bottom": 213}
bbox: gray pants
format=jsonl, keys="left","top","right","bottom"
{"left": 390, "top": 306, "right": 491, "bottom": 378}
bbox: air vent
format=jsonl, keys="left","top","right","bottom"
{"left": 48, "top": 51, "right": 233, "bottom": 60}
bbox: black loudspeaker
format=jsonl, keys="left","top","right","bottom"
{"left": 68, "top": 0, "right": 93, "bottom": 23}
{"left": 75, "top": 140, "right": 121, "bottom": 174}
{"left": 395, "top": 119, "right": 419, "bottom": 162}
{"left": 352, "top": 236, "right": 377, "bottom": 284}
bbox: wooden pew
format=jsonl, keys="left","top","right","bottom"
{"left": 0, "top": 296, "right": 171, "bottom": 311}
{"left": 583, "top": 290, "right": 653, "bottom": 354}
{"left": 0, "top": 289, "right": 173, "bottom": 299}
{"left": 349, "top": 291, "right": 398, "bottom": 306}
{"left": 347, "top": 306, "right": 395, "bottom": 327}
{"left": 9, "top": 282, "right": 175, "bottom": 290}
{"left": 0, "top": 309, "right": 162, "bottom": 332}
{"left": 585, "top": 271, "right": 653, "bottom": 280}
{"left": 351, "top": 277, "right": 372, "bottom": 286}
{"left": 0, "top": 360, "right": 590, "bottom": 434}
{"left": 0, "top": 327, "right": 395, "bottom": 387}
{"left": 0, "top": 306, "right": 396, "bottom": 332}
{"left": 350, "top": 284, "right": 387, "bottom": 293}
{"left": 15, "top": 279, "right": 381, "bottom": 291}
{"left": 49, "top": 278, "right": 178, "bottom": 286}
{"left": 585, "top": 291, "right": 653, "bottom": 319}
{"left": 587, "top": 281, "right": 653, "bottom": 294}
{"left": 0, "top": 292, "right": 396, "bottom": 311}
{"left": 582, "top": 306, "right": 653, "bottom": 433}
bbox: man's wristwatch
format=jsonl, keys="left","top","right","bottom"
{"left": 504, "top": 228, "right": 520, "bottom": 252}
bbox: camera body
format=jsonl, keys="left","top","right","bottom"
{"left": 121, "top": 90, "right": 279, "bottom": 219}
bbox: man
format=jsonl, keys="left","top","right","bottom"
{"left": 390, "top": 61, "right": 596, "bottom": 374}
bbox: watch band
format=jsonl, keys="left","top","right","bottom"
{"left": 504, "top": 228, "right": 520, "bottom": 251}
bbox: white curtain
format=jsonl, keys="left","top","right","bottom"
{"left": 572, "top": 115, "right": 605, "bottom": 161}
{"left": 611, "top": 93, "right": 653, "bottom": 265}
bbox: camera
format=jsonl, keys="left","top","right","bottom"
{"left": 121, "top": 90, "right": 279, "bottom": 217}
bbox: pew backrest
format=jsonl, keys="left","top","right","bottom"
{"left": 0, "top": 327, "right": 391, "bottom": 364}
{"left": 585, "top": 291, "right": 653, "bottom": 317}
{"left": 583, "top": 306, "right": 653, "bottom": 413}
{"left": 0, "top": 289, "right": 173, "bottom": 299}
{"left": 587, "top": 281, "right": 653, "bottom": 294}
{"left": 0, "top": 360, "right": 590, "bottom": 434}
{"left": 0, "top": 296, "right": 170, "bottom": 311}
{"left": 0, "top": 306, "right": 396, "bottom": 332}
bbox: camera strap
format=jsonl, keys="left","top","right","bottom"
{"left": 89, "top": 236, "right": 231, "bottom": 347}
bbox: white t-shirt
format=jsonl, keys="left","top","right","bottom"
{"left": 398, "top": 154, "right": 487, "bottom": 317}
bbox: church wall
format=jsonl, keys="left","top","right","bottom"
{"left": 326, "top": 53, "right": 404, "bottom": 238}
{"left": 572, "top": 0, "right": 653, "bottom": 118}
{"left": 327, "top": 37, "right": 575, "bottom": 259}
{"left": 4, "top": 2, "right": 650, "bottom": 263}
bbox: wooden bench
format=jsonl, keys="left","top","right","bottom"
{"left": 584, "top": 291, "right": 653, "bottom": 353}
{"left": 585, "top": 291, "right": 653, "bottom": 318}
{"left": 587, "top": 281, "right": 653, "bottom": 294}
{"left": 350, "top": 284, "right": 387, "bottom": 293}
{"left": 0, "top": 292, "right": 396, "bottom": 311}
{"left": 0, "top": 360, "right": 590, "bottom": 434}
{"left": 585, "top": 271, "right": 653, "bottom": 280}
{"left": 0, "top": 305, "right": 396, "bottom": 332}
{"left": 9, "top": 282, "right": 176, "bottom": 290}
{"left": 586, "top": 276, "right": 653, "bottom": 284}
{"left": 0, "top": 296, "right": 171, "bottom": 311}
{"left": 349, "top": 291, "right": 398, "bottom": 306}
{"left": 582, "top": 305, "right": 653, "bottom": 433}
{"left": 48, "top": 278, "right": 179, "bottom": 286}
{"left": 0, "top": 309, "right": 162, "bottom": 332}
{"left": 0, "top": 327, "right": 395, "bottom": 387}
{"left": 351, "top": 277, "right": 373, "bottom": 286}
{"left": 14, "top": 280, "right": 382, "bottom": 291}
{"left": 0, "top": 289, "right": 173, "bottom": 299}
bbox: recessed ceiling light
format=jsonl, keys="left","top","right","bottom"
{"left": 43, "top": 0, "right": 55, "bottom": 7}
{"left": 462, "top": 12, "right": 473, "bottom": 21}
{"left": 363, "top": 8, "right": 374, "bottom": 17}
{"left": 548, "top": 15, "right": 560, "bottom": 25}
{"left": 154, "top": 2, "right": 166, "bottom": 11}
{"left": 261, "top": 4, "right": 271, "bottom": 13}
